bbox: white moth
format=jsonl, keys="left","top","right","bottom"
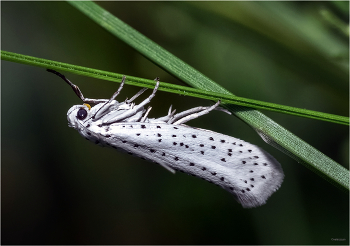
{"left": 48, "top": 69, "right": 284, "bottom": 208}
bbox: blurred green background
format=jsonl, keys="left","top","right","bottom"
{"left": 2, "top": 1, "right": 349, "bottom": 245}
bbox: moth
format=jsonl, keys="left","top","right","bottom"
{"left": 47, "top": 69, "right": 284, "bottom": 208}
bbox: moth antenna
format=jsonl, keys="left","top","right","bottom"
{"left": 47, "top": 69, "right": 86, "bottom": 102}
{"left": 47, "top": 69, "right": 108, "bottom": 104}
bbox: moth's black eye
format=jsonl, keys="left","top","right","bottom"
{"left": 77, "top": 108, "right": 88, "bottom": 120}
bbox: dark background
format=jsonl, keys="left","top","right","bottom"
{"left": 2, "top": 1, "right": 349, "bottom": 245}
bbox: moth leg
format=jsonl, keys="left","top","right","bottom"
{"left": 172, "top": 101, "right": 221, "bottom": 125}
{"left": 155, "top": 105, "right": 177, "bottom": 122}
{"left": 168, "top": 102, "right": 231, "bottom": 124}
{"left": 109, "top": 76, "right": 126, "bottom": 101}
{"left": 101, "top": 80, "right": 160, "bottom": 125}
{"left": 156, "top": 162, "right": 175, "bottom": 173}
{"left": 168, "top": 106, "right": 211, "bottom": 124}
{"left": 140, "top": 106, "right": 152, "bottom": 122}
{"left": 93, "top": 76, "right": 126, "bottom": 120}
{"left": 215, "top": 106, "right": 231, "bottom": 115}
{"left": 126, "top": 77, "right": 159, "bottom": 103}
{"left": 47, "top": 69, "right": 108, "bottom": 104}
{"left": 166, "top": 105, "right": 177, "bottom": 118}
{"left": 126, "top": 88, "right": 148, "bottom": 103}
{"left": 124, "top": 110, "right": 145, "bottom": 122}
{"left": 168, "top": 105, "right": 173, "bottom": 115}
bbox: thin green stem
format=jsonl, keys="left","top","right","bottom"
{"left": 2, "top": 50, "right": 348, "bottom": 126}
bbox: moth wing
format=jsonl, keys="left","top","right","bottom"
{"left": 99, "top": 122, "right": 283, "bottom": 208}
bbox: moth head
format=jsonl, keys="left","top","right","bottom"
{"left": 67, "top": 104, "right": 91, "bottom": 129}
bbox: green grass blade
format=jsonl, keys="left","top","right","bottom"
{"left": 68, "top": 1, "right": 349, "bottom": 191}
{"left": 2, "top": 50, "right": 347, "bottom": 126}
